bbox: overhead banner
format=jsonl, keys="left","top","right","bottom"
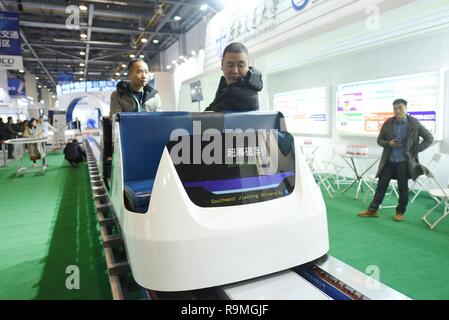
{"left": 0, "top": 11, "right": 23, "bottom": 70}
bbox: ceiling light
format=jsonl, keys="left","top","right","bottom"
{"left": 44, "top": 85, "right": 47, "bottom": 88}
{"left": 38, "top": 85, "right": 42, "bottom": 88}
{"left": 121, "top": 64, "right": 127, "bottom": 68}
{"left": 124, "top": 72, "right": 128, "bottom": 76}
{"left": 191, "top": 50, "right": 196, "bottom": 56}
{"left": 166, "top": 65, "right": 171, "bottom": 70}
{"left": 141, "top": 38, "right": 148, "bottom": 43}
{"left": 115, "top": 72, "right": 120, "bottom": 76}
{"left": 19, "top": 69, "right": 24, "bottom": 73}
{"left": 79, "top": 5, "right": 88, "bottom": 11}
{"left": 139, "top": 54, "right": 144, "bottom": 58}
{"left": 174, "top": 16, "right": 182, "bottom": 21}
{"left": 171, "top": 60, "right": 176, "bottom": 64}
{"left": 35, "top": 76, "right": 39, "bottom": 80}
{"left": 80, "top": 33, "right": 87, "bottom": 39}
{"left": 51, "top": 95, "right": 56, "bottom": 99}
{"left": 129, "top": 54, "right": 135, "bottom": 58}
{"left": 200, "top": 4, "right": 208, "bottom": 11}
{"left": 80, "top": 78, "right": 85, "bottom": 81}
{"left": 79, "top": 63, "right": 85, "bottom": 67}
{"left": 80, "top": 51, "right": 86, "bottom": 56}
{"left": 153, "top": 39, "right": 159, "bottom": 44}
{"left": 79, "top": 71, "right": 84, "bottom": 74}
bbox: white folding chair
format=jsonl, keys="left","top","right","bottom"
{"left": 321, "top": 146, "right": 354, "bottom": 190}
{"left": 311, "top": 157, "right": 336, "bottom": 198}
{"left": 422, "top": 170, "right": 449, "bottom": 229}
{"left": 410, "top": 153, "right": 443, "bottom": 203}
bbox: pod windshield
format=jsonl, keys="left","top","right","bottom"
{"left": 167, "top": 130, "right": 295, "bottom": 207}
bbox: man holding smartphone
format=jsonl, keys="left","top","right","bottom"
{"left": 358, "top": 99, "right": 434, "bottom": 221}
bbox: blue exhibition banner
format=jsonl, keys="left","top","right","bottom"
{"left": 0, "top": 11, "right": 21, "bottom": 56}
{"left": 8, "top": 78, "right": 26, "bottom": 97}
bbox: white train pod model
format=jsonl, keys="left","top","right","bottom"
{"left": 108, "top": 111, "right": 329, "bottom": 292}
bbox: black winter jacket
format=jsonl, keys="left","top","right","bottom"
{"left": 205, "top": 67, "right": 263, "bottom": 112}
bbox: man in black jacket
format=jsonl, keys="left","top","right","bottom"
{"left": 64, "top": 139, "right": 86, "bottom": 167}
{"left": 205, "top": 42, "right": 263, "bottom": 112}
{"left": 358, "top": 99, "right": 434, "bottom": 222}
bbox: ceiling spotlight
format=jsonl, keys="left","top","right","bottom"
{"left": 19, "top": 69, "right": 24, "bottom": 73}
{"left": 79, "top": 63, "right": 85, "bottom": 67}
{"left": 139, "top": 54, "right": 144, "bottom": 58}
{"left": 124, "top": 72, "right": 128, "bottom": 76}
{"left": 191, "top": 50, "right": 197, "bottom": 56}
{"left": 153, "top": 39, "right": 159, "bottom": 44}
{"left": 115, "top": 72, "right": 120, "bottom": 76}
{"left": 80, "top": 78, "right": 84, "bottom": 81}
{"left": 79, "top": 71, "right": 84, "bottom": 74}
{"left": 171, "top": 60, "right": 177, "bottom": 64}
{"left": 80, "top": 33, "right": 87, "bottom": 39}
{"left": 40, "top": 100, "right": 44, "bottom": 103}
{"left": 166, "top": 65, "right": 172, "bottom": 70}
{"left": 121, "top": 64, "right": 127, "bottom": 68}
{"left": 38, "top": 85, "right": 42, "bottom": 88}
{"left": 79, "top": 5, "right": 88, "bottom": 11}
{"left": 80, "top": 51, "right": 86, "bottom": 56}
{"left": 174, "top": 16, "right": 182, "bottom": 21}
{"left": 44, "top": 85, "right": 47, "bottom": 88}
{"left": 35, "top": 76, "right": 40, "bottom": 80}
{"left": 141, "top": 38, "right": 148, "bottom": 43}
{"left": 51, "top": 95, "right": 56, "bottom": 99}
{"left": 200, "top": 4, "right": 208, "bottom": 11}
{"left": 129, "top": 54, "right": 136, "bottom": 58}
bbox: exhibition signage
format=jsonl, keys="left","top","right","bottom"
{"left": 0, "top": 11, "right": 23, "bottom": 70}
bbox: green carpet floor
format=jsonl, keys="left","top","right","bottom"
{"left": 1, "top": 153, "right": 448, "bottom": 299}
{"left": 0, "top": 153, "right": 111, "bottom": 300}
{"left": 323, "top": 181, "right": 449, "bottom": 300}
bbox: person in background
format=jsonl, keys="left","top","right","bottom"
{"left": 0, "top": 118, "right": 6, "bottom": 155}
{"left": 63, "top": 139, "right": 86, "bottom": 167}
{"left": 357, "top": 99, "right": 433, "bottom": 222}
{"left": 4, "top": 117, "right": 19, "bottom": 159}
{"left": 36, "top": 116, "right": 57, "bottom": 141}
{"left": 205, "top": 42, "right": 263, "bottom": 112}
{"left": 25, "top": 118, "right": 47, "bottom": 169}
{"left": 109, "top": 59, "right": 162, "bottom": 119}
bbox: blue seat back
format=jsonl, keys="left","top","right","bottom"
{"left": 118, "top": 111, "right": 285, "bottom": 183}
{"left": 119, "top": 112, "right": 192, "bottom": 182}
{"left": 224, "top": 111, "right": 285, "bottom": 131}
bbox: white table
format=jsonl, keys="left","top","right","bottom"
{"left": 5, "top": 137, "right": 48, "bottom": 177}
{"left": 340, "top": 153, "right": 380, "bottom": 200}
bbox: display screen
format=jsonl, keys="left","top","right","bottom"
{"left": 167, "top": 130, "right": 296, "bottom": 207}
{"left": 336, "top": 71, "right": 444, "bottom": 139}
{"left": 273, "top": 87, "right": 329, "bottom": 135}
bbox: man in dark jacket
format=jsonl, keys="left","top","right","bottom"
{"left": 109, "top": 59, "right": 162, "bottom": 119}
{"left": 64, "top": 139, "right": 86, "bottom": 167}
{"left": 205, "top": 42, "right": 263, "bottom": 112}
{"left": 4, "top": 117, "right": 18, "bottom": 159}
{"left": 358, "top": 99, "right": 434, "bottom": 222}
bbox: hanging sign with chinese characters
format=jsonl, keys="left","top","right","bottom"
{"left": 0, "top": 11, "right": 23, "bottom": 70}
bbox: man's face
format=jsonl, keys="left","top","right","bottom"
{"left": 393, "top": 103, "right": 407, "bottom": 120}
{"left": 221, "top": 52, "right": 250, "bottom": 85}
{"left": 128, "top": 61, "right": 149, "bottom": 89}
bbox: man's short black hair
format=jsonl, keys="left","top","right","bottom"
{"left": 393, "top": 99, "right": 407, "bottom": 106}
{"left": 222, "top": 42, "right": 249, "bottom": 58}
{"left": 127, "top": 59, "right": 146, "bottom": 72}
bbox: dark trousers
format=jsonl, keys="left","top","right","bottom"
{"left": 7, "top": 143, "right": 13, "bottom": 159}
{"left": 369, "top": 161, "right": 409, "bottom": 214}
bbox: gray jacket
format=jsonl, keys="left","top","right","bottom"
{"left": 109, "top": 81, "right": 162, "bottom": 118}
{"left": 375, "top": 115, "right": 434, "bottom": 181}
